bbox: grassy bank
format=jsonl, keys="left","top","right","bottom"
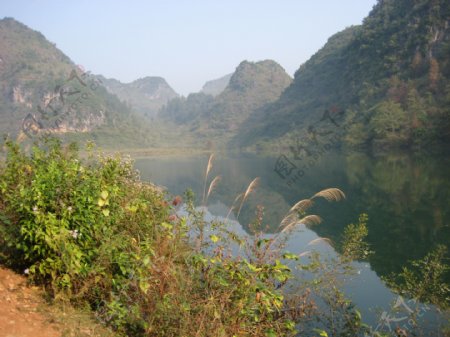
{"left": 0, "top": 138, "right": 447, "bottom": 336}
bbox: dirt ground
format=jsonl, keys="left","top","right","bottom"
{"left": 0, "top": 266, "right": 60, "bottom": 337}
{"left": 0, "top": 267, "right": 114, "bottom": 337}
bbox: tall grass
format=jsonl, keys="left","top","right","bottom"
{"left": 0, "top": 141, "right": 401, "bottom": 336}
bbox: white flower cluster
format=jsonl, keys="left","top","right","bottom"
{"left": 69, "top": 229, "right": 79, "bottom": 239}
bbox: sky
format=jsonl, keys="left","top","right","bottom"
{"left": 2, "top": 0, "right": 378, "bottom": 96}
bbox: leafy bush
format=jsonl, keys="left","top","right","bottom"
{"left": 0, "top": 138, "right": 380, "bottom": 336}
{"left": 0, "top": 138, "right": 301, "bottom": 336}
{"left": 0, "top": 138, "right": 170, "bottom": 331}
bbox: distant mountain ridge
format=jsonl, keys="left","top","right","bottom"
{"left": 201, "top": 73, "right": 232, "bottom": 96}
{"left": 98, "top": 75, "right": 179, "bottom": 118}
{"left": 161, "top": 60, "right": 292, "bottom": 140}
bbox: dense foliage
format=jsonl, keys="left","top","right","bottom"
{"left": 0, "top": 139, "right": 307, "bottom": 336}
{"left": 1, "top": 139, "right": 448, "bottom": 335}
{"left": 234, "top": 0, "right": 450, "bottom": 151}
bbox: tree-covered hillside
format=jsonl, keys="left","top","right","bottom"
{"left": 160, "top": 60, "right": 292, "bottom": 142}
{"left": 0, "top": 17, "right": 155, "bottom": 147}
{"left": 234, "top": 0, "right": 450, "bottom": 151}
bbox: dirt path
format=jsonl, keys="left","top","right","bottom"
{"left": 0, "top": 267, "right": 115, "bottom": 337}
{"left": 0, "top": 267, "right": 60, "bottom": 337}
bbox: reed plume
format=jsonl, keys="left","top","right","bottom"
{"left": 236, "top": 177, "right": 260, "bottom": 219}
{"left": 312, "top": 188, "right": 345, "bottom": 202}
{"left": 206, "top": 175, "right": 221, "bottom": 200}
{"left": 278, "top": 188, "right": 344, "bottom": 234}
{"left": 202, "top": 153, "right": 214, "bottom": 205}
{"left": 226, "top": 193, "right": 243, "bottom": 219}
{"left": 307, "top": 237, "right": 332, "bottom": 247}
{"left": 288, "top": 199, "right": 314, "bottom": 213}
{"left": 281, "top": 215, "right": 322, "bottom": 233}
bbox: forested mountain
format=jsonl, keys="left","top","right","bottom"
{"left": 2, "top": 0, "right": 448, "bottom": 152}
{"left": 160, "top": 60, "right": 292, "bottom": 140}
{"left": 234, "top": 0, "right": 450, "bottom": 151}
{"left": 201, "top": 73, "right": 232, "bottom": 96}
{"left": 0, "top": 17, "right": 152, "bottom": 146}
{"left": 98, "top": 75, "right": 178, "bottom": 118}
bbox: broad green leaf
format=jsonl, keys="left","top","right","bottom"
{"left": 100, "top": 190, "right": 109, "bottom": 200}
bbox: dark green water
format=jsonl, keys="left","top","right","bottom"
{"left": 135, "top": 150, "right": 450, "bottom": 333}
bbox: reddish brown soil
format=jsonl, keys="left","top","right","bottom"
{"left": 0, "top": 267, "right": 60, "bottom": 337}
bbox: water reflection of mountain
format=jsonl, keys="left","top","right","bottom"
{"left": 270, "top": 150, "right": 450, "bottom": 280}
{"left": 135, "top": 150, "right": 450, "bottom": 280}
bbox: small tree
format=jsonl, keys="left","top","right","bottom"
{"left": 370, "top": 99, "right": 409, "bottom": 144}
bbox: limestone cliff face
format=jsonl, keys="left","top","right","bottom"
{"left": 12, "top": 86, "right": 32, "bottom": 107}
{"left": 0, "top": 18, "right": 131, "bottom": 137}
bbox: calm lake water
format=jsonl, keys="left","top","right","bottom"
{"left": 135, "top": 150, "right": 450, "bottom": 334}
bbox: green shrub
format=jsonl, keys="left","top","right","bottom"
{"left": 0, "top": 138, "right": 380, "bottom": 336}
{"left": 0, "top": 138, "right": 170, "bottom": 331}
{"left": 0, "top": 138, "right": 300, "bottom": 336}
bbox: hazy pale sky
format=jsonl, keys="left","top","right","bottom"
{"left": 2, "top": 0, "right": 377, "bottom": 95}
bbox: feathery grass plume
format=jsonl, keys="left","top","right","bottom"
{"left": 298, "top": 251, "right": 312, "bottom": 257}
{"left": 299, "top": 215, "right": 322, "bottom": 226}
{"left": 236, "top": 177, "right": 260, "bottom": 218}
{"left": 307, "top": 237, "right": 332, "bottom": 247}
{"left": 312, "top": 188, "right": 345, "bottom": 202}
{"left": 281, "top": 215, "right": 322, "bottom": 233}
{"left": 289, "top": 199, "right": 314, "bottom": 214}
{"left": 202, "top": 153, "right": 214, "bottom": 204}
{"left": 279, "top": 212, "right": 298, "bottom": 229}
{"left": 206, "top": 175, "right": 221, "bottom": 200}
{"left": 226, "top": 193, "right": 243, "bottom": 219}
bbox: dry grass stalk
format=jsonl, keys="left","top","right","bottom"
{"left": 279, "top": 212, "right": 298, "bottom": 229}
{"left": 206, "top": 175, "right": 221, "bottom": 200}
{"left": 236, "top": 177, "right": 260, "bottom": 218}
{"left": 226, "top": 193, "right": 243, "bottom": 219}
{"left": 312, "top": 188, "right": 345, "bottom": 202}
{"left": 202, "top": 153, "right": 215, "bottom": 204}
{"left": 299, "top": 215, "right": 322, "bottom": 226}
{"left": 307, "top": 237, "right": 332, "bottom": 247}
{"left": 289, "top": 199, "right": 314, "bottom": 213}
{"left": 281, "top": 215, "right": 322, "bottom": 233}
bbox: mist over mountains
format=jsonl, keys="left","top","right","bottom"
{"left": 1, "top": 0, "right": 449, "bottom": 151}
{"left": 97, "top": 75, "right": 178, "bottom": 118}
